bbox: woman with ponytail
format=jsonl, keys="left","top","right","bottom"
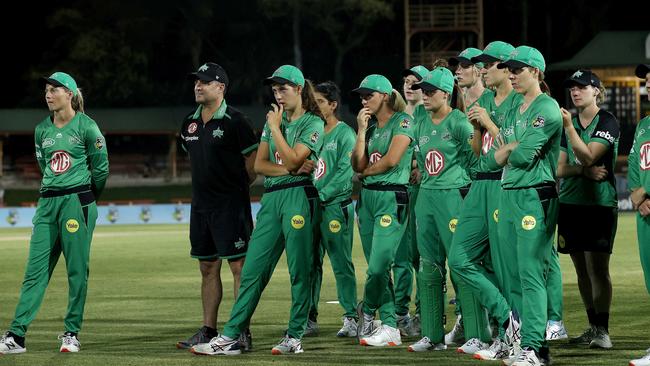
{"left": 405, "top": 66, "right": 477, "bottom": 352}
{"left": 0, "top": 72, "right": 108, "bottom": 355}
{"left": 350, "top": 74, "right": 413, "bottom": 347}
{"left": 191, "top": 65, "right": 324, "bottom": 356}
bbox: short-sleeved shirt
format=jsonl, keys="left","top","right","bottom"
{"left": 627, "top": 116, "right": 650, "bottom": 192}
{"left": 34, "top": 112, "right": 109, "bottom": 194}
{"left": 414, "top": 107, "right": 475, "bottom": 189}
{"left": 559, "top": 109, "right": 619, "bottom": 207}
{"left": 313, "top": 122, "right": 356, "bottom": 204}
{"left": 179, "top": 100, "right": 259, "bottom": 210}
{"left": 260, "top": 111, "right": 324, "bottom": 188}
{"left": 362, "top": 111, "right": 414, "bottom": 186}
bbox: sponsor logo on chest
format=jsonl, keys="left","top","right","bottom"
{"left": 481, "top": 132, "right": 494, "bottom": 155}
{"left": 369, "top": 152, "right": 382, "bottom": 164}
{"left": 425, "top": 149, "right": 444, "bottom": 175}
{"left": 314, "top": 158, "right": 326, "bottom": 179}
{"left": 42, "top": 138, "right": 56, "bottom": 148}
{"left": 50, "top": 151, "right": 72, "bottom": 174}
{"left": 641, "top": 142, "right": 650, "bottom": 170}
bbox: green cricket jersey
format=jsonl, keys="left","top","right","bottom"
{"left": 313, "top": 121, "right": 356, "bottom": 204}
{"left": 362, "top": 111, "right": 414, "bottom": 186}
{"left": 414, "top": 107, "right": 476, "bottom": 189}
{"left": 260, "top": 111, "right": 324, "bottom": 188}
{"left": 628, "top": 116, "right": 650, "bottom": 192}
{"left": 468, "top": 89, "right": 494, "bottom": 110}
{"left": 475, "top": 90, "right": 524, "bottom": 173}
{"left": 485, "top": 93, "right": 562, "bottom": 189}
{"left": 559, "top": 109, "right": 619, "bottom": 207}
{"left": 34, "top": 112, "right": 109, "bottom": 196}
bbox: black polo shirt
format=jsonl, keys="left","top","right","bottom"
{"left": 179, "top": 100, "right": 259, "bottom": 211}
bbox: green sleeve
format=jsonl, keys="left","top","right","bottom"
{"left": 627, "top": 129, "right": 641, "bottom": 190}
{"left": 453, "top": 113, "right": 478, "bottom": 176}
{"left": 319, "top": 128, "right": 355, "bottom": 202}
{"left": 509, "top": 103, "right": 562, "bottom": 169}
{"left": 85, "top": 122, "right": 109, "bottom": 198}
{"left": 297, "top": 115, "right": 324, "bottom": 153}
{"left": 260, "top": 123, "right": 271, "bottom": 143}
{"left": 34, "top": 127, "right": 46, "bottom": 173}
{"left": 393, "top": 113, "right": 415, "bottom": 141}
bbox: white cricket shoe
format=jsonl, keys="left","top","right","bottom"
{"left": 512, "top": 347, "right": 542, "bottom": 366}
{"left": 337, "top": 317, "right": 358, "bottom": 337}
{"left": 445, "top": 315, "right": 465, "bottom": 345}
{"left": 569, "top": 326, "right": 596, "bottom": 344}
{"left": 407, "top": 336, "right": 447, "bottom": 352}
{"left": 589, "top": 326, "right": 612, "bottom": 349}
{"left": 630, "top": 348, "right": 650, "bottom": 366}
{"left": 271, "top": 335, "right": 304, "bottom": 355}
{"left": 473, "top": 338, "right": 509, "bottom": 360}
{"left": 0, "top": 332, "right": 26, "bottom": 354}
{"left": 360, "top": 324, "right": 401, "bottom": 347}
{"left": 504, "top": 311, "right": 521, "bottom": 346}
{"left": 190, "top": 334, "right": 241, "bottom": 355}
{"left": 58, "top": 333, "right": 80, "bottom": 353}
{"left": 303, "top": 319, "right": 319, "bottom": 337}
{"left": 457, "top": 337, "right": 489, "bottom": 354}
{"left": 545, "top": 320, "right": 568, "bottom": 340}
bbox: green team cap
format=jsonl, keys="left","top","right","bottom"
{"left": 402, "top": 65, "right": 430, "bottom": 81}
{"left": 449, "top": 47, "right": 484, "bottom": 68}
{"left": 263, "top": 65, "right": 305, "bottom": 87}
{"left": 411, "top": 67, "right": 455, "bottom": 94}
{"left": 42, "top": 72, "right": 78, "bottom": 96}
{"left": 497, "top": 45, "right": 546, "bottom": 72}
{"left": 351, "top": 74, "right": 393, "bottom": 95}
{"left": 472, "top": 41, "right": 515, "bottom": 64}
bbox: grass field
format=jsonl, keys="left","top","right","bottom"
{"left": 0, "top": 213, "right": 647, "bottom": 365}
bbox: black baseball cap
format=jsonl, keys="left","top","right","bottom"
{"left": 636, "top": 64, "right": 650, "bottom": 79}
{"left": 563, "top": 69, "right": 601, "bottom": 88}
{"left": 189, "top": 62, "right": 229, "bottom": 86}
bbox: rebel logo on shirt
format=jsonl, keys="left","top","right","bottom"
{"left": 641, "top": 142, "right": 650, "bottom": 170}
{"left": 369, "top": 152, "right": 382, "bottom": 164}
{"left": 274, "top": 151, "right": 284, "bottom": 165}
{"left": 50, "top": 151, "right": 71, "bottom": 174}
{"left": 187, "top": 122, "right": 198, "bottom": 134}
{"left": 594, "top": 130, "right": 615, "bottom": 144}
{"left": 425, "top": 149, "right": 444, "bottom": 175}
{"left": 481, "top": 132, "right": 494, "bottom": 155}
{"left": 314, "top": 158, "right": 326, "bottom": 179}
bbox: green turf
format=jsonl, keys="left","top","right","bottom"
{"left": 0, "top": 213, "right": 647, "bottom": 365}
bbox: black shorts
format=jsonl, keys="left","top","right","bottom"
{"left": 189, "top": 197, "right": 253, "bottom": 260}
{"left": 557, "top": 203, "right": 617, "bottom": 254}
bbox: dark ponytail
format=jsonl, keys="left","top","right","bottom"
{"left": 450, "top": 81, "right": 466, "bottom": 112}
{"left": 301, "top": 79, "right": 324, "bottom": 120}
{"left": 315, "top": 81, "right": 341, "bottom": 119}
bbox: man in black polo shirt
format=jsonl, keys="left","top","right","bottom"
{"left": 176, "top": 62, "right": 258, "bottom": 351}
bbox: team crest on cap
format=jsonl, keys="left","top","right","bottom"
{"left": 198, "top": 64, "right": 209, "bottom": 72}
{"left": 572, "top": 70, "right": 583, "bottom": 78}
{"left": 188, "top": 122, "right": 198, "bottom": 134}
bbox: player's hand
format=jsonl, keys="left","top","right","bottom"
{"left": 409, "top": 167, "right": 421, "bottom": 185}
{"left": 295, "top": 160, "right": 315, "bottom": 175}
{"left": 357, "top": 108, "right": 371, "bottom": 130}
{"left": 583, "top": 165, "right": 607, "bottom": 181}
{"left": 467, "top": 105, "right": 489, "bottom": 129}
{"left": 639, "top": 198, "right": 650, "bottom": 217}
{"left": 631, "top": 188, "right": 648, "bottom": 210}
{"left": 266, "top": 103, "right": 284, "bottom": 131}
{"left": 560, "top": 108, "right": 573, "bottom": 129}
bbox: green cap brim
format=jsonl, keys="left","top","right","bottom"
{"left": 497, "top": 59, "right": 530, "bottom": 70}
{"left": 411, "top": 82, "right": 443, "bottom": 92}
{"left": 471, "top": 54, "right": 500, "bottom": 64}
{"left": 263, "top": 76, "right": 299, "bottom": 86}
{"left": 350, "top": 87, "right": 382, "bottom": 96}
{"left": 41, "top": 77, "right": 68, "bottom": 90}
{"left": 448, "top": 56, "right": 473, "bottom": 66}
{"left": 402, "top": 69, "right": 424, "bottom": 81}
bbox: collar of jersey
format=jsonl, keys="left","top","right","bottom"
{"left": 192, "top": 99, "right": 227, "bottom": 121}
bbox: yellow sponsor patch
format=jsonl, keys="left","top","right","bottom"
{"left": 329, "top": 220, "right": 341, "bottom": 233}
{"left": 379, "top": 215, "right": 392, "bottom": 227}
{"left": 493, "top": 209, "right": 499, "bottom": 223}
{"left": 521, "top": 215, "right": 536, "bottom": 231}
{"left": 558, "top": 235, "right": 566, "bottom": 249}
{"left": 291, "top": 215, "right": 305, "bottom": 229}
{"left": 66, "top": 219, "right": 80, "bottom": 233}
{"left": 448, "top": 218, "right": 458, "bottom": 233}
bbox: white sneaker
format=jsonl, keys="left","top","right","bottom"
{"left": 473, "top": 338, "right": 509, "bottom": 360}
{"left": 569, "top": 326, "right": 596, "bottom": 344}
{"left": 503, "top": 342, "right": 523, "bottom": 366}
{"left": 337, "top": 317, "right": 358, "bottom": 337}
{"left": 504, "top": 311, "right": 521, "bottom": 346}
{"left": 630, "top": 348, "right": 650, "bottom": 366}
{"left": 512, "top": 348, "right": 542, "bottom": 366}
{"left": 190, "top": 335, "right": 242, "bottom": 355}
{"left": 0, "top": 332, "right": 26, "bottom": 354}
{"left": 397, "top": 313, "right": 412, "bottom": 337}
{"left": 58, "top": 333, "right": 80, "bottom": 353}
{"left": 407, "top": 336, "right": 446, "bottom": 352}
{"left": 589, "top": 326, "right": 612, "bottom": 349}
{"left": 358, "top": 315, "right": 380, "bottom": 338}
{"left": 360, "top": 325, "right": 401, "bottom": 347}
{"left": 545, "top": 320, "right": 568, "bottom": 340}
{"left": 445, "top": 315, "right": 465, "bottom": 345}
{"left": 271, "top": 335, "right": 304, "bottom": 354}
{"left": 457, "top": 337, "right": 489, "bottom": 354}
{"left": 303, "top": 319, "right": 319, "bottom": 337}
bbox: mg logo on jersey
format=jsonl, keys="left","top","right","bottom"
{"left": 314, "top": 158, "right": 326, "bottom": 179}
{"left": 274, "top": 151, "right": 283, "bottom": 165}
{"left": 482, "top": 132, "right": 494, "bottom": 155}
{"left": 50, "top": 151, "right": 71, "bottom": 174}
{"left": 369, "top": 152, "right": 382, "bottom": 164}
{"left": 641, "top": 142, "right": 650, "bottom": 170}
{"left": 187, "top": 122, "right": 198, "bottom": 134}
{"left": 425, "top": 149, "right": 444, "bottom": 175}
